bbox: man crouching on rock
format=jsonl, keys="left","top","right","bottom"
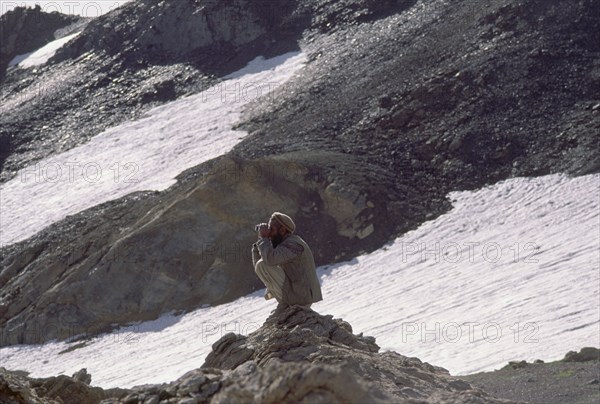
{"left": 252, "top": 212, "right": 323, "bottom": 310}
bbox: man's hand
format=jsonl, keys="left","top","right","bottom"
{"left": 257, "top": 223, "right": 270, "bottom": 238}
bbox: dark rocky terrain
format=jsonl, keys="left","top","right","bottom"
{"left": 0, "top": 367, "right": 130, "bottom": 404}
{"left": 460, "top": 347, "right": 600, "bottom": 404}
{"left": 0, "top": 5, "right": 87, "bottom": 167}
{"left": 0, "top": 5, "right": 84, "bottom": 81}
{"left": 1, "top": 0, "right": 599, "bottom": 347}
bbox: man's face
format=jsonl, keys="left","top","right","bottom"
{"left": 267, "top": 220, "right": 278, "bottom": 238}
{"left": 268, "top": 219, "right": 284, "bottom": 246}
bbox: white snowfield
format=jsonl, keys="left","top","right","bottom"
{"left": 0, "top": 173, "right": 598, "bottom": 389}
{"left": 0, "top": 51, "right": 307, "bottom": 246}
{"left": 8, "top": 32, "right": 81, "bottom": 68}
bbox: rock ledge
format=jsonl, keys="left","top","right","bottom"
{"left": 106, "top": 306, "right": 512, "bottom": 403}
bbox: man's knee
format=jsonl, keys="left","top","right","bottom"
{"left": 254, "top": 258, "right": 264, "bottom": 273}
{"left": 255, "top": 259, "right": 266, "bottom": 275}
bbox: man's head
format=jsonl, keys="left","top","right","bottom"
{"left": 268, "top": 212, "right": 295, "bottom": 246}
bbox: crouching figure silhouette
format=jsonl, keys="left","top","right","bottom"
{"left": 252, "top": 212, "right": 323, "bottom": 310}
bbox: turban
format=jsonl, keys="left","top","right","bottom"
{"left": 270, "top": 212, "right": 296, "bottom": 233}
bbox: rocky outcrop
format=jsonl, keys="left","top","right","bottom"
{"left": 4, "top": 311, "right": 594, "bottom": 403}
{"left": 0, "top": 367, "right": 129, "bottom": 404}
{"left": 50, "top": 0, "right": 417, "bottom": 68}
{"left": 0, "top": 5, "right": 83, "bottom": 81}
{"left": 51, "top": 0, "right": 292, "bottom": 68}
{"left": 562, "top": 347, "right": 600, "bottom": 363}
{"left": 102, "top": 307, "right": 511, "bottom": 403}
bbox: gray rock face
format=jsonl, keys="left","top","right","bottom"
{"left": 50, "top": 0, "right": 413, "bottom": 66}
{"left": 72, "top": 368, "right": 92, "bottom": 385}
{"left": 0, "top": 367, "right": 129, "bottom": 404}
{"left": 52, "top": 0, "right": 270, "bottom": 64}
{"left": 0, "top": 5, "right": 83, "bottom": 80}
{"left": 99, "top": 307, "right": 512, "bottom": 403}
{"left": 562, "top": 347, "right": 600, "bottom": 363}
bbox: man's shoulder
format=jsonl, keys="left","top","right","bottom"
{"left": 281, "top": 235, "right": 306, "bottom": 254}
{"left": 284, "top": 234, "right": 307, "bottom": 245}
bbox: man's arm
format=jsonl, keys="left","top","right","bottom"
{"left": 257, "top": 237, "right": 304, "bottom": 266}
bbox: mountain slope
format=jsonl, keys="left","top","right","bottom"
{"left": 0, "top": 0, "right": 599, "bottom": 347}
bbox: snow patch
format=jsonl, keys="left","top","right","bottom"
{"left": 10, "top": 32, "right": 80, "bottom": 68}
{"left": 0, "top": 51, "right": 307, "bottom": 246}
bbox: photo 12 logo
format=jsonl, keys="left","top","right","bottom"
{"left": 199, "top": 321, "right": 260, "bottom": 343}
{"left": 20, "top": 161, "right": 140, "bottom": 184}
{"left": 398, "top": 241, "right": 541, "bottom": 264}
{"left": 201, "top": 81, "right": 280, "bottom": 104}
{"left": 1, "top": 1, "right": 128, "bottom": 17}
{"left": 400, "top": 322, "right": 540, "bottom": 344}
